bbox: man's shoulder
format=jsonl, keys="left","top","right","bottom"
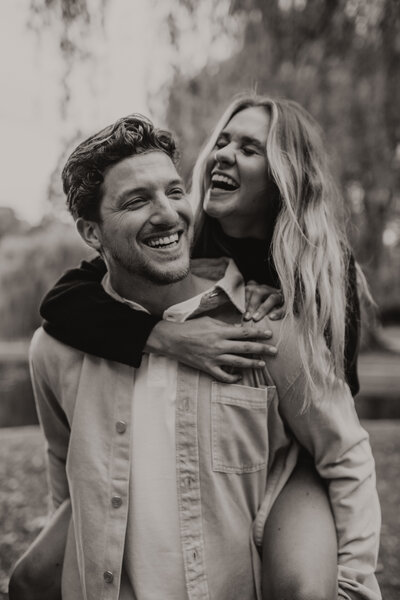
{"left": 30, "top": 327, "right": 83, "bottom": 375}
{"left": 259, "top": 314, "right": 305, "bottom": 395}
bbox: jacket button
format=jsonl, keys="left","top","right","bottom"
{"left": 116, "top": 420, "right": 127, "bottom": 434}
{"left": 103, "top": 570, "right": 114, "bottom": 583}
{"left": 111, "top": 496, "right": 122, "bottom": 508}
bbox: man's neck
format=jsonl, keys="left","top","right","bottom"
{"left": 108, "top": 268, "right": 211, "bottom": 316}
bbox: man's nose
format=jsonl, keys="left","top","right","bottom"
{"left": 215, "top": 142, "right": 236, "bottom": 167}
{"left": 150, "top": 195, "right": 180, "bottom": 227}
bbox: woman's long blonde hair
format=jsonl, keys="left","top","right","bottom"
{"left": 191, "top": 95, "right": 351, "bottom": 401}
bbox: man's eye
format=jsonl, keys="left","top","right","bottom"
{"left": 123, "top": 198, "right": 146, "bottom": 210}
{"left": 169, "top": 188, "right": 185, "bottom": 197}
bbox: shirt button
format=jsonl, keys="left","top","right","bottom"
{"left": 111, "top": 496, "right": 122, "bottom": 508}
{"left": 103, "top": 570, "right": 114, "bottom": 584}
{"left": 116, "top": 420, "right": 127, "bottom": 434}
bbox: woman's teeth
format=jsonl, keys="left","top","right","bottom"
{"left": 211, "top": 173, "right": 239, "bottom": 190}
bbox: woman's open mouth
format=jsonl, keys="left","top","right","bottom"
{"left": 210, "top": 173, "right": 239, "bottom": 192}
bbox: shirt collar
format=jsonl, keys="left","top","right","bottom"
{"left": 102, "top": 257, "right": 246, "bottom": 323}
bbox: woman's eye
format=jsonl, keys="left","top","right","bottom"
{"left": 214, "top": 139, "right": 227, "bottom": 150}
{"left": 242, "top": 146, "right": 257, "bottom": 156}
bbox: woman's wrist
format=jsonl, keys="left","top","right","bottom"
{"left": 145, "top": 320, "right": 177, "bottom": 357}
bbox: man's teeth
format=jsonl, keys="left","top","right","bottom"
{"left": 211, "top": 173, "right": 238, "bottom": 190}
{"left": 146, "top": 233, "right": 180, "bottom": 248}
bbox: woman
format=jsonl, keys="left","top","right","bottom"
{"left": 39, "top": 95, "right": 363, "bottom": 598}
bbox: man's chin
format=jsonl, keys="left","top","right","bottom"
{"left": 140, "top": 261, "right": 190, "bottom": 285}
{"left": 146, "top": 268, "right": 190, "bottom": 285}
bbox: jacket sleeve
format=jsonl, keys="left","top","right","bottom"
{"left": 277, "top": 367, "right": 381, "bottom": 599}
{"left": 29, "top": 334, "right": 71, "bottom": 509}
{"left": 40, "top": 256, "right": 160, "bottom": 367}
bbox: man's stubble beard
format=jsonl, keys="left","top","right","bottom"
{"left": 105, "top": 243, "right": 191, "bottom": 286}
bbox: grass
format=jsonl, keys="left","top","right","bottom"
{"left": 0, "top": 421, "right": 399, "bottom": 599}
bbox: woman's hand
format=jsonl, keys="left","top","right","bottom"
{"left": 146, "top": 317, "right": 277, "bottom": 384}
{"left": 244, "top": 280, "right": 285, "bottom": 322}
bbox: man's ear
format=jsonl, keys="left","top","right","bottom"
{"left": 76, "top": 218, "right": 102, "bottom": 252}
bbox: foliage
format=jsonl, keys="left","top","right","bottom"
{"left": 28, "top": 0, "right": 109, "bottom": 118}
{"left": 0, "top": 221, "right": 91, "bottom": 340}
{"left": 165, "top": 0, "right": 400, "bottom": 310}
{"left": 0, "top": 208, "right": 29, "bottom": 241}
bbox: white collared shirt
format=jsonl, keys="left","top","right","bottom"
{"left": 102, "top": 262, "right": 245, "bottom": 599}
{"left": 30, "top": 258, "right": 381, "bottom": 600}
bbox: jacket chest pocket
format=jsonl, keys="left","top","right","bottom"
{"left": 211, "top": 382, "right": 272, "bottom": 474}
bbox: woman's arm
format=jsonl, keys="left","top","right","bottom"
{"left": 41, "top": 256, "right": 159, "bottom": 367}
{"left": 40, "top": 258, "right": 279, "bottom": 382}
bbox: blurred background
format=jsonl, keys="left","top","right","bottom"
{"left": 0, "top": 0, "right": 399, "bottom": 598}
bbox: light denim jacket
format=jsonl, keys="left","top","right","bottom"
{"left": 30, "top": 258, "right": 381, "bottom": 600}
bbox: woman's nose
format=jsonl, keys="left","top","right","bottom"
{"left": 215, "top": 143, "right": 235, "bottom": 167}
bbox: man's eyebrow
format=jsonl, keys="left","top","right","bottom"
{"left": 116, "top": 187, "right": 149, "bottom": 203}
{"left": 116, "top": 178, "right": 185, "bottom": 203}
{"left": 166, "top": 177, "right": 185, "bottom": 187}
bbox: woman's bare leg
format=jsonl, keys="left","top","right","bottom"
{"left": 262, "top": 457, "right": 338, "bottom": 600}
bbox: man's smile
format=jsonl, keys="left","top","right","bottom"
{"left": 145, "top": 232, "right": 181, "bottom": 248}
{"left": 141, "top": 228, "right": 186, "bottom": 254}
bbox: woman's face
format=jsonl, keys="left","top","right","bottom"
{"left": 203, "top": 106, "right": 271, "bottom": 239}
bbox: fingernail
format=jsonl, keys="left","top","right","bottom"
{"left": 268, "top": 347, "right": 277, "bottom": 355}
{"left": 258, "top": 360, "right": 265, "bottom": 367}
{"left": 269, "top": 312, "right": 277, "bottom": 319}
{"left": 264, "top": 330, "right": 272, "bottom": 336}
{"left": 244, "top": 312, "right": 251, "bottom": 320}
{"left": 252, "top": 312, "right": 260, "bottom": 320}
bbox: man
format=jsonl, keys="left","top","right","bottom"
{"left": 13, "top": 114, "right": 380, "bottom": 599}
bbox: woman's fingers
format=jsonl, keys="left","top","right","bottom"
{"left": 252, "top": 293, "right": 285, "bottom": 321}
{"left": 268, "top": 305, "right": 286, "bottom": 321}
{"left": 244, "top": 282, "right": 284, "bottom": 321}
{"left": 221, "top": 339, "right": 277, "bottom": 356}
{"left": 202, "top": 354, "right": 270, "bottom": 384}
{"left": 149, "top": 317, "right": 278, "bottom": 380}
{"left": 207, "top": 366, "right": 242, "bottom": 384}
{"left": 226, "top": 324, "right": 273, "bottom": 340}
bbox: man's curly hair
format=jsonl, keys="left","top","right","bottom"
{"left": 62, "top": 114, "right": 178, "bottom": 221}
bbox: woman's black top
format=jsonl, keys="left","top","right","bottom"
{"left": 40, "top": 232, "right": 360, "bottom": 395}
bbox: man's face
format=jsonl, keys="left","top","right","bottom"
{"left": 94, "top": 151, "right": 193, "bottom": 285}
{"left": 203, "top": 106, "right": 271, "bottom": 238}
